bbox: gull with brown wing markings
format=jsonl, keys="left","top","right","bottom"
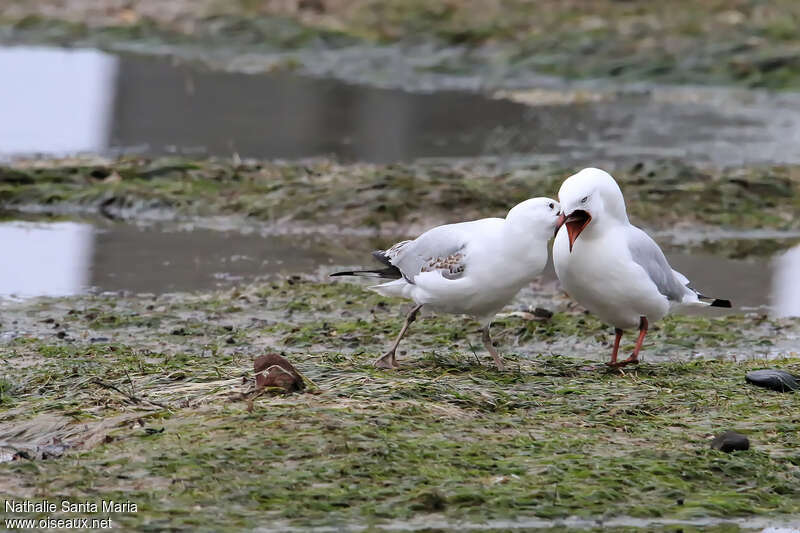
{"left": 332, "top": 197, "right": 560, "bottom": 370}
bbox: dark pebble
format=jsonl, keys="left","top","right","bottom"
{"left": 710, "top": 431, "right": 750, "bottom": 453}
{"left": 533, "top": 307, "right": 554, "bottom": 319}
{"left": 90, "top": 337, "right": 110, "bottom": 343}
{"left": 745, "top": 369, "right": 799, "bottom": 392}
{"left": 56, "top": 331, "right": 67, "bottom": 339}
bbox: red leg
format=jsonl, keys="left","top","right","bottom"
{"left": 608, "top": 328, "right": 623, "bottom": 365}
{"left": 615, "top": 317, "right": 648, "bottom": 366}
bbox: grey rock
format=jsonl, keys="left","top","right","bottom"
{"left": 711, "top": 431, "right": 750, "bottom": 453}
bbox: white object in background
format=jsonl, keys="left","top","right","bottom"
{"left": 0, "top": 222, "right": 94, "bottom": 298}
{"left": 772, "top": 245, "right": 800, "bottom": 318}
{"left": 0, "top": 46, "right": 118, "bottom": 157}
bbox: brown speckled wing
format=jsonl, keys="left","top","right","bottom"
{"left": 421, "top": 252, "right": 466, "bottom": 280}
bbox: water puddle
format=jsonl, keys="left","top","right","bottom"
{"left": 2, "top": 45, "right": 800, "bottom": 165}
{"left": 0, "top": 219, "right": 365, "bottom": 298}
{"left": 1, "top": 218, "right": 798, "bottom": 318}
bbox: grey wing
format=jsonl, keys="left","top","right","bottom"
{"left": 382, "top": 224, "right": 469, "bottom": 283}
{"left": 625, "top": 226, "right": 688, "bottom": 302}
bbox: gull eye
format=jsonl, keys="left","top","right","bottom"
{"left": 548, "top": 202, "right": 554, "bottom": 209}
{"left": 580, "top": 196, "right": 588, "bottom": 203}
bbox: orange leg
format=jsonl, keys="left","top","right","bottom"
{"left": 608, "top": 317, "right": 648, "bottom": 367}
{"left": 608, "top": 328, "right": 623, "bottom": 365}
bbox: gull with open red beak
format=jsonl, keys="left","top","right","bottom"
{"left": 553, "top": 168, "right": 731, "bottom": 367}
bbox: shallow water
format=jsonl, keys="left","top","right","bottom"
{"left": 2, "top": 219, "right": 799, "bottom": 318}
{"left": 0, "top": 219, "right": 359, "bottom": 297}
{"left": 3, "top": 45, "right": 800, "bottom": 165}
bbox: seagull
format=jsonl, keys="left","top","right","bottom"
{"left": 331, "top": 197, "right": 561, "bottom": 370}
{"left": 553, "top": 168, "right": 731, "bottom": 367}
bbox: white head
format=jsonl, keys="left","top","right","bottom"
{"left": 555, "top": 168, "right": 628, "bottom": 252}
{"left": 505, "top": 197, "right": 561, "bottom": 239}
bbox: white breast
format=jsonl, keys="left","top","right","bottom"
{"left": 553, "top": 226, "right": 669, "bottom": 330}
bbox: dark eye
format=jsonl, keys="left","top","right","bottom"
{"left": 581, "top": 196, "right": 588, "bottom": 203}
{"left": 548, "top": 202, "right": 554, "bottom": 209}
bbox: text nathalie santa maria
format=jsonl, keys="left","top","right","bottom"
{"left": 5, "top": 499, "right": 138, "bottom": 513}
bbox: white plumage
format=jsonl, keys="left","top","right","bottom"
{"left": 553, "top": 168, "right": 730, "bottom": 366}
{"left": 333, "top": 197, "right": 561, "bottom": 370}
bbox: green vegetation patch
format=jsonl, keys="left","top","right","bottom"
{"left": 1, "top": 279, "right": 799, "bottom": 529}
{"left": 2, "top": 158, "right": 800, "bottom": 234}
{"left": 4, "top": 1, "right": 800, "bottom": 88}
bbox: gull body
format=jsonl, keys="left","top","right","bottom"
{"left": 332, "top": 197, "right": 561, "bottom": 370}
{"left": 553, "top": 168, "right": 730, "bottom": 366}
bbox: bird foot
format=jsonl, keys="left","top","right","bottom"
{"left": 373, "top": 352, "right": 398, "bottom": 369}
{"left": 605, "top": 356, "right": 639, "bottom": 368}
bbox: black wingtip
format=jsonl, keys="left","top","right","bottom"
{"left": 329, "top": 271, "right": 353, "bottom": 277}
{"left": 710, "top": 298, "right": 732, "bottom": 308}
{"left": 371, "top": 249, "right": 393, "bottom": 267}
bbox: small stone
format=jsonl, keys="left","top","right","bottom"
{"left": 745, "top": 369, "right": 799, "bottom": 392}
{"left": 710, "top": 431, "right": 750, "bottom": 453}
{"left": 56, "top": 331, "right": 67, "bottom": 339}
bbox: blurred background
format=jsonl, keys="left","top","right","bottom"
{"left": 0, "top": 0, "right": 798, "bottom": 316}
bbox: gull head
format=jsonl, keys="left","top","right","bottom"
{"left": 554, "top": 168, "right": 628, "bottom": 252}
{"left": 506, "top": 197, "right": 561, "bottom": 239}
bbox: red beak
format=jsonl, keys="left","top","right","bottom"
{"left": 560, "top": 210, "right": 591, "bottom": 252}
{"left": 554, "top": 213, "right": 566, "bottom": 239}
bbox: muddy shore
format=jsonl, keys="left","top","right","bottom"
{"left": 3, "top": 0, "right": 800, "bottom": 90}
{"left": 1, "top": 2, "right": 800, "bottom": 529}
{"left": 0, "top": 156, "right": 799, "bottom": 530}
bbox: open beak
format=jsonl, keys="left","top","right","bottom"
{"left": 560, "top": 210, "right": 591, "bottom": 252}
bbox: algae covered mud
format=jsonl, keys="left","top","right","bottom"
{"left": 1, "top": 156, "right": 799, "bottom": 531}
{"left": 4, "top": 0, "right": 800, "bottom": 90}
{"left": 2, "top": 2, "right": 800, "bottom": 530}
{"left": 1, "top": 277, "right": 800, "bottom": 531}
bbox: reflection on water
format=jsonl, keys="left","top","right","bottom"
{"left": 0, "top": 47, "right": 117, "bottom": 157}
{"left": 3, "top": 45, "right": 800, "bottom": 164}
{"left": 0, "top": 220, "right": 798, "bottom": 318}
{"left": 772, "top": 246, "right": 800, "bottom": 318}
{"left": 0, "top": 222, "right": 93, "bottom": 298}
{"left": 0, "top": 220, "right": 361, "bottom": 298}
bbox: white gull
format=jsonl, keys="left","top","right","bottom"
{"left": 332, "top": 197, "right": 560, "bottom": 370}
{"left": 553, "top": 168, "right": 731, "bottom": 366}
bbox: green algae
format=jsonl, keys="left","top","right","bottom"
{"left": 1, "top": 278, "right": 799, "bottom": 529}
{"left": 2, "top": 158, "right": 799, "bottom": 237}
{"left": 4, "top": 1, "right": 800, "bottom": 89}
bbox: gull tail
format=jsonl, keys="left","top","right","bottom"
{"left": 683, "top": 288, "right": 732, "bottom": 308}
{"left": 330, "top": 267, "right": 402, "bottom": 279}
{"left": 697, "top": 294, "right": 732, "bottom": 308}
{"left": 330, "top": 249, "right": 404, "bottom": 280}
{"left": 674, "top": 269, "right": 732, "bottom": 308}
